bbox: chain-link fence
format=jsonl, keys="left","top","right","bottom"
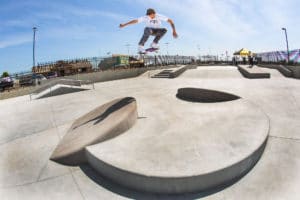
{"left": 133, "top": 55, "right": 195, "bottom": 67}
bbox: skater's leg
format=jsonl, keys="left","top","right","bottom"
{"left": 153, "top": 28, "right": 167, "bottom": 44}
{"left": 138, "top": 27, "right": 152, "bottom": 46}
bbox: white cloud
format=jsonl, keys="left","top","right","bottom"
{"left": 41, "top": 24, "right": 100, "bottom": 40}
{"left": 65, "top": 7, "right": 131, "bottom": 20}
{"left": 0, "top": 34, "right": 32, "bottom": 48}
{"left": 1, "top": 19, "right": 34, "bottom": 28}
{"left": 34, "top": 12, "right": 65, "bottom": 21}
{"left": 132, "top": 0, "right": 257, "bottom": 37}
{"left": 129, "top": 0, "right": 299, "bottom": 52}
{"left": 39, "top": 2, "right": 133, "bottom": 22}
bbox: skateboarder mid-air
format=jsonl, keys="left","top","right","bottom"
{"left": 119, "top": 8, "right": 178, "bottom": 54}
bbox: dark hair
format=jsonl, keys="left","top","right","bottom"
{"left": 146, "top": 8, "right": 156, "bottom": 15}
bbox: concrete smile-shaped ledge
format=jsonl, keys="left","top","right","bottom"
{"left": 50, "top": 89, "right": 269, "bottom": 194}
{"left": 50, "top": 97, "right": 138, "bottom": 166}
{"left": 84, "top": 89, "right": 269, "bottom": 194}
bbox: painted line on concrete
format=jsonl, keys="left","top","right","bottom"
{"left": 0, "top": 173, "right": 71, "bottom": 189}
{"left": 70, "top": 169, "right": 86, "bottom": 200}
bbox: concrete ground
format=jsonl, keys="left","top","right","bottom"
{"left": 0, "top": 66, "right": 300, "bottom": 199}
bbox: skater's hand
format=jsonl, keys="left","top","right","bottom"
{"left": 173, "top": 31, "right": 178, "bottom": 38}
{"left": 119, "top": 24, "right": 125, "bottom": 28}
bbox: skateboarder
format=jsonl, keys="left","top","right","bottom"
{"left": 119, "top": 8, "right": 178, "bottom": 54}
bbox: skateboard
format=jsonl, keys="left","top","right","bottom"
{"left": 138, "top": 48, "right": 159, "bottom": 66}
{"left": 139, "top": 47, "right": 159, "bottom": 55}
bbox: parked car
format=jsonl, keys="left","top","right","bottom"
{"left": 36, "top": 74, "right": 47, "bottom": 80}
{"left": 35, "top": 74, "right": 47, "bottom": 84}
{"left": 19, "top": 73, "right": 46, "bottom": 86}
{"left": 19, "top": 73, "right": 36, "bottom": 86}
{"left": 46, "top": 72, "right": 58, "bottom": 79}
{"left": 0, "top": 76, "right": 14, "bottom": 92}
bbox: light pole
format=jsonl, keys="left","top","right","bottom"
{"left": 164, "top": 42, "right": 169, "bottom": 65}
{"left": 197, "top": 45, "right": 201, "bottom": 61}
{"left": 165, "top": 42, "right": 169, "bottom": 55}
{"left": 281, "top": 28, "right": 290, "bottom": 63}
{"left": 125, "top": 44, "right": 131, "bottom": 55}
{"left": 32, "top": 27, "right": 37, "bottom": 67}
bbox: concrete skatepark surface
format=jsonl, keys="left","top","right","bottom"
{"left": 0, "top": 66, "right": 300, "bottom": 199}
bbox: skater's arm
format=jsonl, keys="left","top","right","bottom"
{"left": 119, "top": 19, "right": 138, "bottom": 28}
{"left": 167, "top": 19, "right": 178, "bottom": 38}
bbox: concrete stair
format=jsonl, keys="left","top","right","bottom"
{"left": 151, "top": 70, "right": 173, "bottom": 78}
{"left": 151, "top": 66, "right": 187, "bottom": 78}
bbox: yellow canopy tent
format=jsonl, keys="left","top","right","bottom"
{"left": 234, "top": 48, "right": 253, "bottom": 56}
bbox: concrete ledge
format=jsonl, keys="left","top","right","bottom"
{"left": 238, "top": 65, "right": 271, "bottom": 79}
{"left": 86, "top": 137, "right": 268, "bottom": 194}
{"left": 277, "top": 65, "right": 293, "bottom": 77}
{"left": 31, "top": 84, "right": 90, "bottom": 100}
{"left": 35, "top": 79, "right": 83, "bottom": 94}
{"left": 50, "top": 97, "right": 138, "bottom": 166}
{"left": 258, "top": 65, "right": 293, "bottom": 77}
{"left": 285, "top": 65, "right": 300, "bottom": 78}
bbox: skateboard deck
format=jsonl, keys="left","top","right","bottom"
{"left": 139, "top": 47, "right": 159, "bottom": 54}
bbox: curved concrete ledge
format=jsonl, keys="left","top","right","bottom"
{"left": 50, "top": 97, "right": 138, "bottom": 166}
{"left": 177, "top": 88, "right": 241, "bottom": 103}
{"left": 85, "top": 95, "right": 269, "bottom": 194}
{"left": 86, "top": 137, "right": 267, "bottom": 194}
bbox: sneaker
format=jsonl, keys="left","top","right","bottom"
{"left": 138, "top": 45, "right": 146, "bottom": 53}
{"left": 151, "top": 42, "right": 159, "bottom": 49}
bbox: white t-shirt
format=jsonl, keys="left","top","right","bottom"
{"left": 137, "top": 14, "right": 169, "bottom": 28}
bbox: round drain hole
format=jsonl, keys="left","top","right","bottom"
{"left": 176, "top": 88, "right": 241, "bottom": 103}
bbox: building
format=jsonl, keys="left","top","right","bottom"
{"left": 98, "top": 55, "right": 130, "bottom": 70}
{"left": 32, "top": 59, "right": 93, "bottom": 77}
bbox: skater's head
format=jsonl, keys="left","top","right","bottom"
{"left": 146, "top": 8, "right": 156, "bottom": 18}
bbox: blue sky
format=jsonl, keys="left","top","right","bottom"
{"left": 0, "top": 0, "right": 299, "bottom": 73}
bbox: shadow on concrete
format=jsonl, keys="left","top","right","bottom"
{"left": 176, "top": 88, "right": 240, "bottom": 103}
{"left": 72, "top": 97, "right": 135, "bottom": 130}
{"left": 50, "top": 97, "right": 137, "bottom": 166}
